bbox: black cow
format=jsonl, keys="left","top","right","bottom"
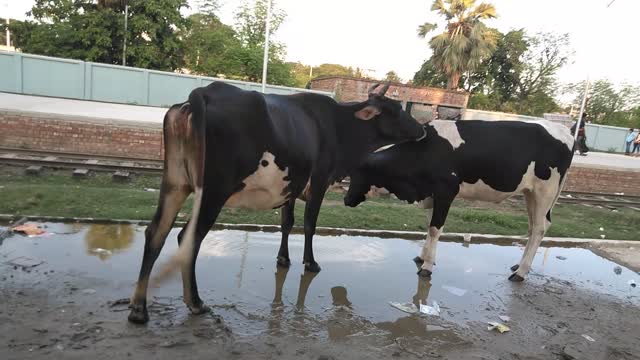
{"left": 344, "top": 119, "right": 574, "bottom": 281}
{"left": 128, "top": 82, "right": 424, "bottom": 323}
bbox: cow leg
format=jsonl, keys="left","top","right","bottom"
{"left": 510, "top": 186, "right": 557, "bottom": 281}
{"left": 302, "top": 180, "right": 329, "bottom": 273}
{"left": 129, "top": 183, "right": 189, "bottom": 324}
{"left": 416, "top": 184, "right": 457, "bottom": 277}
{"left": 277, "top": 199, "right": 296, "bottom": 267}
{"left": 179, "top": 189, "right": 225, "bottom": 314}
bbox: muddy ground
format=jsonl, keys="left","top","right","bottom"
{"left": 1, "top": 223, "right": 639, "bottom": 360}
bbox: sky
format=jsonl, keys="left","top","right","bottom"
{"left": 4, "top": 0, "right": 639, "bottom": 87}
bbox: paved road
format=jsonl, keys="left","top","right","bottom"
{"left": 0, "top": 92, "right": 165, "bottom": 124}
{"left": 1, "top": 92, "right": 639, "bottom": 170}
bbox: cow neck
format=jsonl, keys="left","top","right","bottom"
{"left": 332, "top": 101, "right": 382, "bottom": 177}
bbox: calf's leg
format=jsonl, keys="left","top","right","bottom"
{"left": 510, "top": 184, "right": 557, "bottom": 281}
{"left": 415, "top": 184, "right": 457, "bottom": 277}
{"left": 277, "top": 199, "right": 296, "bottom": 267}
{"left": 302, "top": 178, "right": 329, "bottom": 273}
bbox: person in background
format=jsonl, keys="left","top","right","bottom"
{"left": 633, "top": 130, "right": 640, "bottom": 157}
{"left": 570, "top": 113, "right": 589, "bottom": 156}
{"left": 625, "top": 128, "right": 638, "bottom": 155}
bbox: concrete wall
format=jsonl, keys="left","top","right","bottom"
{"left": 0, "top": 51, "right": 333, "bottom": 107}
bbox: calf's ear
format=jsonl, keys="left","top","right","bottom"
{"left": 355, "top": 105, "right": 381, "bottom": 121}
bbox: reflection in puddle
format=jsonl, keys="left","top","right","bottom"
{"left": 84, "top": 224, "right": 134, "bottom": 260}
{"left": 2, "top": 222, "right": 639, "bottom": 347}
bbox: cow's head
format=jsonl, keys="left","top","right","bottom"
{"left": 343, "top": 168, "right": 370, "bottom": 207}
{"left": 354, "top": 83, "right": 425, "bottom": 145}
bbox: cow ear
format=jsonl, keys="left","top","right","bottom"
{"left": 355, "top": 105, "right": 381, "bottom": 121}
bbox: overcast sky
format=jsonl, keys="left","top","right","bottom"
{"left": 4, "top": 0, "right": 639, "bottom": 86}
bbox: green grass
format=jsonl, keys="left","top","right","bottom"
{"left": 1, "top": 167, "right": 639, "bottom": 240}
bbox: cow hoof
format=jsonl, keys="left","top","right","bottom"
{"left": 510, "top": 264, "right": 520, "bottom": 272}
{"left": 417, "top": 268, "right": 432, "bottom": 278}
{"left": 413, "top": 256, "right": 424, "bottom": 266}
{"left": 188, "top": 303, "right": 210, "bottom": 315}
{"left": 127, "top": 304, "right": 149, "bottom": 324}
{"left": 508, "top": 273, "right": 525, "bottom": 282}
{"left": 276, "top": 256, "right": 291, "bottom": 268}
{"left": 304, "top": 261, "right": 321, "bottom": 273}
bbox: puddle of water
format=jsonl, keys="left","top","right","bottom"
{"left": 1, "top": 222, "right": 638, "bottom": 339}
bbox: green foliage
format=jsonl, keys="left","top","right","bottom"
{"left": 183, "top": 13, "right": 243, "bottom": 77}
{"left": 230, "top": 0, "right": 293, "bottom": 85}
{"left": 417, "top": 28, "right": 569, "bottom": 116}
{"left": 413, "top": 58, "right": 448, "bottom": 87}
{"left": 564, "top": 79, "right": 640, "bottom": 127}
{"left": 417, "top": 0, "right": 498, "bottom": 89}
{"left": 384, "top": 70, "right": 402, "bottom": 83}
{"left": 10, "top": 0, "right": 188, "bottom": 70}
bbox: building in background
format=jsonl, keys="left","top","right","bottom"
{"left": 309, "top": 76, "right": 469, "bottom": 123}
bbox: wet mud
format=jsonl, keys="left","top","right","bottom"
{"left": 1, "top": 223, "right": 639, "bottom": 359}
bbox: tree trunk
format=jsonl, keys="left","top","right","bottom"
{"left": 447, "top": 72, "right": 460, "bottom": 90}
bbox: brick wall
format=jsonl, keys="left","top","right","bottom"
{"left": 0, "top": 111, "right": 163, "bottom": 160}
{"left": 310, "top": 76, "right": 469, "bottom": 109}
{"left": 2, "top": 110, "right": 639, "bottom": 196}
{"left": 565, "top": 165, "right": 640, "bottom": 196}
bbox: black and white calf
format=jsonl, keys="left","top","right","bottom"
{"left": 128, "top": 82, "right": 424, "bottom": 323}
{"left": 344, "top": 120, "right": 574, "bottom": 281}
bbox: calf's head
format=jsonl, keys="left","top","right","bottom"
{"left": 354, "top": 83, "right": 425, "bottom": 145}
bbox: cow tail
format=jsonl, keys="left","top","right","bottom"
{"left": 151, "top": 89, "right": 207, "bottom": 286}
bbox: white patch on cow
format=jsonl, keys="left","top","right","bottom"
{"left": 456, "top": 161, "right": 562, "bottom": 204}
{"left": 224, "top": 152, "right": 291, "bottom": 210}
{"left": 374, "top": 143, "right": 396, "bottom": 153}
{"left": 429, "top": 120, "right": 465, "bottom": 149}
{"left": 524, "top": 120, "right": 574, "bottom": 151}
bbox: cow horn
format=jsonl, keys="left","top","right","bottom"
{"left": 368, "top": 83, "right": 380, "bottom": 94}
{"left": 377, "top": 83, "right": 391, "bottom": 96}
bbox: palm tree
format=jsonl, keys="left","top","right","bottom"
{"left": 418, "top": 0, "right": 497, "bottom": 90}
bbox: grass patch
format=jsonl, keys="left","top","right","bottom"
{"left": 1, "top": 167, "right": 639, "bottom": 240}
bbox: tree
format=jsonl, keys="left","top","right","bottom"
{"left": 417, "top": 0, "right": 497, "bottom": 90}
{"left": 565, "top": 80, "right": 640, "bottom": 126}
{"left": 413, "top": 58, "right": 449, "bottom": 88}
{"left": 182, "top": 12, "right": 243, "bottom": 77}
{"left": 232, "top": 0, "right": 293, "bottom": 85}
{"left": 515, "top": 32, "right": 571, "bottom": 102}
{"left": 384, "top": 71, "right": 402, "bottom": 83}
{"left": 13, "top": 0, "right": 188, "bottom": 71}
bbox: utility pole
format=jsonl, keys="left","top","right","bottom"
{"left": 574, "top": 77, "right": 590, "bottom": 143}
{"left": 261, "top": 0, "right": 272, "bottom": 93}
{"left": 122, "top": 1, "right": 128, "bottom": 66}
{"left": 2, "top": 0, "right": 9, "bottom": 48}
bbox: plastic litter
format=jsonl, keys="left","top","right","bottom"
{"left": 442, "top": 285, "right": 467, "bottom": 296}
{"left": 499, "top": 315, "right": 511, "bottom": 322}
{"left": 599, "top": 227, "right": 604, "bottom": 231}
{"left": 419, "top": 301, "right": 440, "bottom": 316}
{"left": 487, "top": 322, "right": 510, "bottom": 333}
{"left": 628, "top": 280, "right": 637, "bottom": 288}
{"left": 463, "top": 234, "right": 471, "bottom": 243}
{"left": 556, "top": 256, "right": 567, "bottom": 260}
{"left": 581, "top": 334, "right": 595, "bottom": 342}
{"left": 12, "top": 223, "right": 46, "bottom": 236}
{"left": 389, "top": 302, "right": 418, "bottom": 314}
{"left": 600, "top": 234, "right": 606, "bottom": 239}
{"left": 144, "top": 188, "right": 159, "bottom": 192}
{"left": 613, "top": 266, "right": 622, "bottom": 275}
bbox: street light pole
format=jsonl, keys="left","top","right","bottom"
{"left": 261, "top": 0, "right": 272, "bottom": 93}
{"left": 122, "top": 1, "right": 128, "bottom": 66}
